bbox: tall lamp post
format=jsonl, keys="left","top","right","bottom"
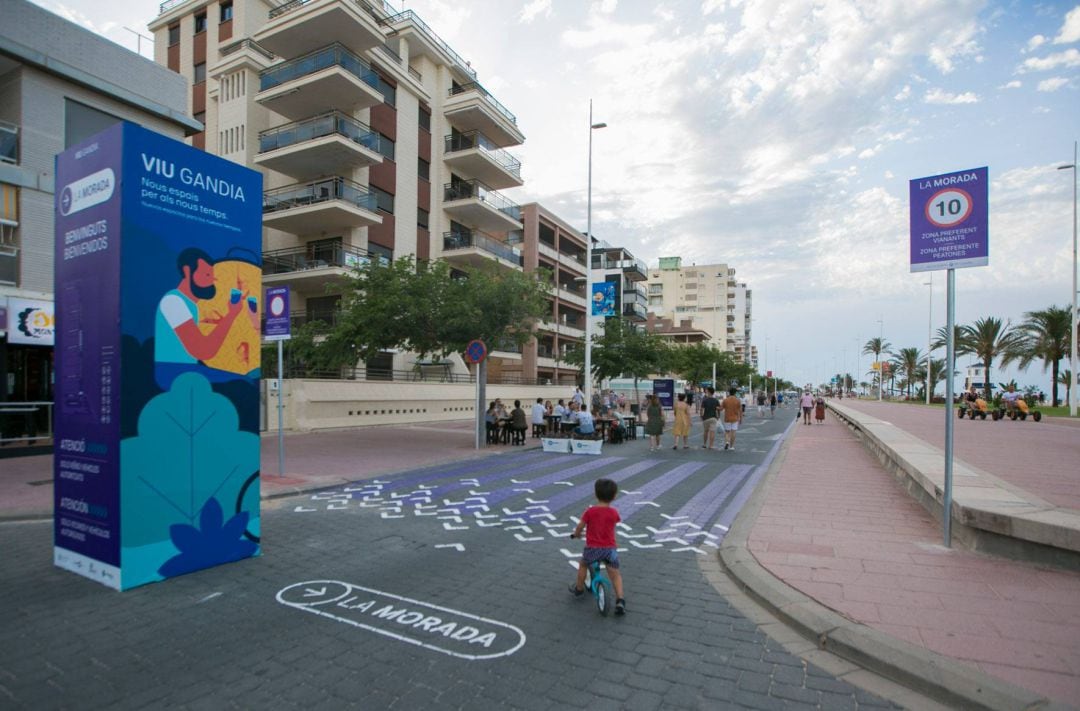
{"left": 925, "top": 275, "right": 933, "bottom": 405}
{"left": 583, "top": 100, "right": 607, "bottom": 409}
{"left": 1059, "top": 142, "right": 1078, "bottom": 418}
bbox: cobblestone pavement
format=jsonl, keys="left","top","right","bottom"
{"left": 1, "top": 412, "right": 900, "bottom": 709}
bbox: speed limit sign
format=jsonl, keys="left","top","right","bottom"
{"left": 909, "top": 167, "right": 988, "bottom": 272}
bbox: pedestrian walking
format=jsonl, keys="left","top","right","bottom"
{"left": 800, "top": 391, "right": 814, "bottom": 425}
{"left": 769, "top": 393, "right": 777, "bottom": 418}
{"left": 700, "top": 387, "right": 720, "bottom": 449}
{"left": 756, "top": 391, "right": 766, "bottom": 417}
{"left": 644, "top": 394, "right": 664, "bottom": 451}
{"left": 814, "top": 394, "right": 826, "bottom": 424}
{"left": 721, "top": 387, "right": 742, "bottom": 451}
{"left": 671, "top": 393, "right": 691, "bottom": 450}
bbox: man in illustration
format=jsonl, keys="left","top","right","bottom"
{"left": 154, "top": 248, "right": 248, "bottom": 390}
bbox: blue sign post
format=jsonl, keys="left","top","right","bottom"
{"left": 54, "top": 123, "right": 263, "bottom": 590}
{"left": 910, "top": 166, "right": 989, "bottom": 549}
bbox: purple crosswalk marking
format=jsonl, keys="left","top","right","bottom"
{"left": 620, "top": 461, "right": 710, "bottom": 522}
{"left": 343, "top": 450, "right": 550, "bottom": 496}
{"left": 479, "top": 457, "right": 627, "bottom": 507}
{"left": 524, "top": 459, "right": 664, "bottom": 520}
{"left": 666, "top": 464, "right": 753, "bottom": 530}
{"left": 711, "top": 416, "right": 798, "bottom": 535}
{"left": 390, "top": 455, "right": 622, "bottom": 502}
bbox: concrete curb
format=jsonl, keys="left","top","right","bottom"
{"left": 827, "top": 401, "right": 1080, "bottom": 570}
{"left": 717, "top": 417, "right": 1066, "bottom": 711}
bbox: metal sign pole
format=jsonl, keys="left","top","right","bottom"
{"left": 477, "top": 359, "right": 487, "bottom": 449}
{"left": 277, "top": 338, "right": 285, "bottom": 477}
{"left": 943, "top": 268, "right": 956, "bottom": 546}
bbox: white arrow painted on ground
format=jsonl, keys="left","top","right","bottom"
{"left": 514, "top": 533, "right": 544, "bottom": 542}
{"left": 413, "top": 510, "right": 438, "bottom": 516}
{"left": 512, "top": 488, "right": 535, "bottom": 494}
{"left": 304, "top": 587, "right": 327, "bottom": 597}
{"left": 381, "top": 512, "right": 404, "bottom": 519}
{"left": 559, "top": 548, "right": 578, "bottom": 558}
{"left": 553, "top": 481, "right": 574, "bottom": 487}
{"left": 548, "top": 529, "right": 570, "bottom": 538}
{"left": 459, "top": 478, "right": 480, "bottom": 485}
{"left": 660, "top": 514, "right": 689, "bottom": 520}
{"left": 510, "top": 479, "right": 531, "bottom": 484}
{"left": 646, "top": 526, "right": 674, "bottom": 534}
{"left": 435, "top": 543, "right": 465, "bottom": 552}
{"left": 656, "top": 537, "right": 688, "bottom": 546}
{"left": 503, "top": 507, "right": 527, "bottom": 515}
{"left": 684, "top": 531, "right": 719, "bottom": 540}
{"left": 437, "top": 507, "right": 461, "bottom": 515}
{"left": 505, "top": 525, "right": 533, "bottom": 533}
{"left": 443, "top": 522, "right": 468, "bottom": 531}
{"left": 526, "top": 498, "right": 549, "bottom": 504}
{"left": 670, "top": 547, "right": 706, "bottom": 555}
{"left": 476, "top": 521, "right": 503, "bottom": 527}
{"left": 473, "top": 512, "right": 499, "bottom": 519}
{"left": 630, "top": 541, "right": 662, "bottom": 549}
{"left": 622, "top": 490, "right": 642, "bottom": 495}
{"left": 539, "top": 520, "right": 566, "bottom": 528}
{"left": 437, "top": 515, "right": 462, "bottom": 523}
{"left": 713, "top": 524, "right": 730, "bottom": 532}
{"left": 621, "top": 533, "right": 649, "bottom": 539}
{"left": 468, "top": 490, "right": 490, "bottom": 496}
{"left": 294, "top": 506, "right": 317, "bottom": 513}
{"left": 326, "top": 503, "right": 349, "bottom": 510}
{"left": 634, "top": 501, "right": 660, "bottom": 507}
{"left": 670, "top": 522, "right": 702, "bottom": 529}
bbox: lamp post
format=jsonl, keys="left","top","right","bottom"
{"left": 877, "top": 319, "right": 884, "bottom": 401}
{"left": 925, "top": 274, "right": 933, "bottom": 405}
{"left": 1059, "top": 141, "right": 1078, "bottom": 418}
{"left": 583, "top": 100, "right": 607, "bottom": 409}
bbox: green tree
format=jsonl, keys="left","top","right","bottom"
{"left": 1059, "top": 369, "right": 1073, "bottom": 407}
{"left": 1009, "top": 305, "right": 1071, "bottom": 406}
{"left": 669, "top": 343, "right": 725, "bottom": 384}
{"left": 960, "top": 317, "right": 1024, "bottom": 400}
{"left": 931, "top": 325, "right": 967, "bottom": 368}
{"left": 564, "top": 318, "right": 671, "bottom": 402}
{"left": 890, "top": 347, "right": 924, "bottom": 399}
{"left": 862, "top": 337, "right": 892, "bottom": 393}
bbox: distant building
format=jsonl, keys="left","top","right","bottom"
{"left": 645, "top": 256, "right": 753, "bottom": 362}
{"left": 644, "top": 314, "right": 712, "bottom": 345}
{"left": 0, "top": 0, "right": 197, "bottom": 438}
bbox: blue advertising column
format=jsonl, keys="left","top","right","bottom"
{"left": 653, "top": 378, "right": 675, "bottom": 410}
{"left": 54, "top": 122, "right": 263, "bottom": 590}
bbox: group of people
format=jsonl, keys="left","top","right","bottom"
{"left": 640, "top": 386, "right": 751, "bottom": 452}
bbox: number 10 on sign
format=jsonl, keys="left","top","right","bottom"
{"left": 909, "top": 166, "right": 988, "bottom": 273}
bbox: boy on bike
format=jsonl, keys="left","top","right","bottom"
{"left": 569, "top": 478, "right": 626, "bottom": 615}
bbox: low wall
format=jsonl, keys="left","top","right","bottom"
{"left": 265, "top": 379, "right": 572, "bottom": 431}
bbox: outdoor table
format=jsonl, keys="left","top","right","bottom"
{"left": 623, "top": 416, "right": 637, "bottom": 439}
{"left": 543, "top": 414, "right": 562, "bottom": 434}
{"left": 595, "top": 418, "right": 613, "bottom": 442}
{"left": 559, "top": 420, "right": 577, "bottom": 436}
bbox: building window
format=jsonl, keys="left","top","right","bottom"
{"left": 368, "top": 242, "right": 392, "bottom": 265}
{"left": 418, "top": 157, "right": 429, "bottom": 181}
{"left": 168, "top": 24, "right": 180, "bottom": 45}
{"left": 194, "top": 62, "right": 206, "bottom": 84}
{"left": 371, "top": 185, "right": 394, "bottom": 214}
{"left": 377, "top": 133, "right": 395, "bottom": 161}
{"left": 418, "top": 106, "right": 430, "bottom": 132}
{"left": 376, "top": 75, "right": 396, "bottom": 107}
{"left": 194, "top": 12, "right": 207, "bottom": 33}
{"left": 220, "top": 1, "right": 233, "bottom": 22}
{"left": 417, "top": 208, "right": 429, "bottom": 229}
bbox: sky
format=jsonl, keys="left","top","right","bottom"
{"left": 30, "top": 0, "right": 1080, "bottom": 396}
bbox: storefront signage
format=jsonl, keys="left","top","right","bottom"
{"left": 7, "top": 297, "right": 55, "bottom": 345}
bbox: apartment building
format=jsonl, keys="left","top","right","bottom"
{"left": 592, "top": 242, "right": 648, "bottom": 326}
{"left": 148, "top": 0, "right": 527, "bottom": 374}
{"left": 645, "top": 256, "right": 754, "bottom": 363}
{"left": 0, "top": 0, "right": 198, "bottom": 436}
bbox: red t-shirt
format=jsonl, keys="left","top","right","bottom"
{"left": 581, "top": 505, "right": 621, "bottom": 548}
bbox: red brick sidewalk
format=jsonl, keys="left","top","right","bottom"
{"left": 747, "top": 413, "right": 1080, "bottom": 704}
{"left": 841, "top": 399, "right": 1080, "bottom": 510}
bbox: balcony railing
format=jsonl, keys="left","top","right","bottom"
{"left": 622, "top": 302, "right": 647, "bottom": 320}
{"left": 159, "top": 0, "right": 187, "bottom": 14}
{"left": 259, "top": 111, "right": 382, "bottom": 154}
{"left": 444, "top": 131, "right": 521, "bottom": 179}
{"left": 263, "top": 177, "right": 377, "bottom": 214}
{"left": 220, "top": 39, "right": 275, "bottom": 61}
{"left": 260, "top": 43, "right": 377, "bottom": 92}
{"left": 443, "top": 230, "right": 523, "bottom": 267}
{"left": 0, "top": 121, "right": 17, "bottom": 165}
{"left": 448, "top": 82, "right": 517, "bottom": 126}
{"left": 263, "top": 243, "right": 389, "bottom": 275}
{"left": 270, "top": 0, "right": 381, "bottom": 20}
{"left": 443, "top": 179, "right": 521, "bottom": 222}
{"left": 379, "top": 10, "right": 477, "bottom": 78}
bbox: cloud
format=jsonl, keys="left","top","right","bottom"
{"left": 1037, "top": 76, "right": 1069, "bottom": 92}
{"left": 594, "top": 0, "right": 617, "bottom": 13}
{"left": 517, "top": 0, "right": 551, "bottom": 23}
{"left": 1027, "top": 34, "right": 1047, "bottom": 51}
{"left": 1018, "top": 47, "right": 1080, "bottom": 72}
{"left": 1053, "top": 5, "right": 1080, "bottom": 44}
{"left": 923, "top": 88, "right": 979, "bottom": 104}
{"left": 999, "top": 79, "right": 1022, "bottom": 89}
{"left": 894, "top": 85, "right": 911, "bottom": 100}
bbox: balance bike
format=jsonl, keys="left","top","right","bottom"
{"left": 569, "top": 536, "right": 615, "bottom": 616}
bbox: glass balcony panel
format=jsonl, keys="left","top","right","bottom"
{"left": 442, "top": 229, "right": 523, "bottom": 267}
{"left": 260, "top": 43, "right": 377, "bottom": 92}
{"left": 264, "top": 177, "right": 377, "bottom": 213}
{"left": 444, "top": 130, "right": 521, "bottom": 180}
{"left": 443, "top": 179, "right": 521, "bottom": 222}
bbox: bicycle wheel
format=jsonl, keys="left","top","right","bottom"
{"left": 595, "top": 576, "right": 614, "bottom": 616}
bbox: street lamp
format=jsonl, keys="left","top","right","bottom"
{"left": 925, "top": 275, "right": 933, "bottom": 405}
{"left": 583, "top": 100, "right": 607, "bottom": 409}
{"left": 1059, "top": 141, "right": 1078, "bottom": 418}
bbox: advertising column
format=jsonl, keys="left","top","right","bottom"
{"left": 55, "top": 122, "right": 264, "bottom": 590}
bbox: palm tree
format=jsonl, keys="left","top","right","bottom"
{"left": 862, "top": 337, "right": 892, "bottom": 395}
{"left": 961, "top": 317, "right": 1024, "bottom": 400}
{"left": 1059, "top": 369, "right": 1073, "bottom": 409}
{"left": 891, "top": 347, "right": 924, "bottom": 399}
{"left": 1009, "top": 306, "right": 1071, "bottom": 406}
{"left": 931, "top": 325, "right": 967, "bottom": 367}
{"left": 925, "top": 357, "right": 949, "bottom": 400}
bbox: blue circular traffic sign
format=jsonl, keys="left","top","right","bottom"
{"left": 465, "top": 339, "right": 487, "bottom": 364}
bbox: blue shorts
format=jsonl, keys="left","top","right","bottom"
{"left": 582, "top": 547, "right": 619, "bottom": 569}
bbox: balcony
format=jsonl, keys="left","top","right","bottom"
{"left": 442, "top": 229, "right": 522, "bottom": 269}
{"left": 445, "top": 82, "right": 524, "bottom": 148}
{"left": 254, "top": 0, "right": 385, "bottom": 58}
{"left": 263, "top": 177, "right": 382, "bottom": 234}
{"left": 443, "top": 179, "right": 522, "bottom": 232}
{"left": 622, "top": 302, "right": 647, "bottom": 321}
{"left": 263, "top": 244, "right": 388, "bottom": 294}
{"left": 537, "top": 243, "right": 586, "bottom": 274}
{"left": 378, "top": 10, "right": 476, "bottom": 80}
{"left": 618, "top": 257, "right": 647, "bottom": 281}
{"left": 557, "top": 285, "right": 587, "bottom": 308}
{"left": 443, "top": 131, "right": 522, "bottom": 189}
{"left": 256, "top": 112, "right": 383, "bottom": 179}
{"left": 257, "top": 43, "right": 382, "bottom": 120}
{"left": 0, "top": 121, "right": 17, "bottom": 165}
